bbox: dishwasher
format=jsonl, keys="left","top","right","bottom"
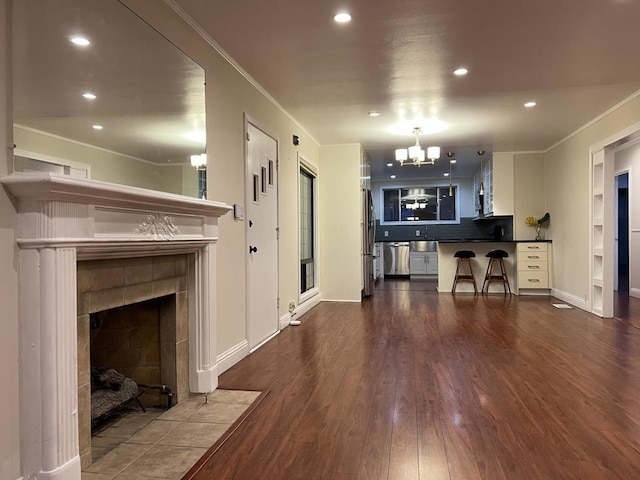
{"left": 383, "top": 242, "right": 410, "bottom": 276}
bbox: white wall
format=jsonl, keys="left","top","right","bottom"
{"left": 122, "top": 1, "right": 321, "bottom": 356}
{"left": 319, "top": 144, "right": 362, "bottom": 301}
{"left": 513, "top": 153, "right": 546, "bottom": 240}
{"left": 614, "top": 141, "right": 640, "bottom": 298}
{"left": 0, "top": 0, "right": 21, "bottom": 477}
{"left": 545, "top": 93, "right": 640, "bottom": 305}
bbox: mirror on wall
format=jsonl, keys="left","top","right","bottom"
{"left": 11, "top": 0, "right": 207, "bottom": 198}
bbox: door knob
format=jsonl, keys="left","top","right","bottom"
{"left": 249, "top": 245, "right": 258, "bottom": 253}
{"left": 249, "top": 220, "right": 253, "bottom": 227}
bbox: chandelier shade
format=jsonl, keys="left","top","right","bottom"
{"left": 427, "top": 146, "right": 440, "bottom": 161}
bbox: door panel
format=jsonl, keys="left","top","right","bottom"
{"left": 246, "top": 122, "right": 279, "bottom": 349}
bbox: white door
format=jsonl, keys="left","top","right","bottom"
{"left": 246, "top": 121, "right": 279, "bottom": 350}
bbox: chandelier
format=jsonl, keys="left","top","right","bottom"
{"left": 395, "top": 127, "right": 440, "bottom": 166}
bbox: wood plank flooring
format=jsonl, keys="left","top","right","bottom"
{"left": 189, "top": 283, "right": 640, "bottom": 479}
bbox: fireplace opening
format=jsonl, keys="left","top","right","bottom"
{"left": 89, "top": 295, "right": 179, "bottom": 430}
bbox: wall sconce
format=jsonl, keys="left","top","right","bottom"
{"left": 190, "top": 153, "right": 207, "bottom": 169}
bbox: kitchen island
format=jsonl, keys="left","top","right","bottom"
{"left": 437, "top": 240, "right": 552, "bottom": 294}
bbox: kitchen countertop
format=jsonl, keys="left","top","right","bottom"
{"left": 437, "top": 239, "right": 552, "bottom": 243}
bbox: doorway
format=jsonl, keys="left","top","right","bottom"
{"left": 245, "top": 117, "right": 279, "bottom": 351}
{"left": 591, "top": 124, "right": 640, "bottom": 318}
{"left": 615, "top": 172, "right": 629, "bottom": 294}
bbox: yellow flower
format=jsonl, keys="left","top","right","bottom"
{"left": 524, "top": 216, "right": 538, "bottom": 226}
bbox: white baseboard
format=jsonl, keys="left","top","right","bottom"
{"left": 321, "top": 298, "right": 361, "bottom": 302}
{"left": 630, "top": 288, "right": 640, "bottom": 299}
{"left": 518, "top": 289, "right": 551, "bottom": 296}
{"left": 296, "top": 294, "right": 322, "bottom": 317}
{"left": 282, "top": 294, "right": 323, "bottom": 326}
{"left": 216, "top": 340, "right": 249, "bottom": 375}
{"left": 279, "top": 313, "right": 291, "bottom": 330}
{"left": 551, "top": 288, "right": 590, "bottom": 312}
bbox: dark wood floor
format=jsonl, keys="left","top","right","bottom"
{"left": 190, "top": 283, "right": 640, "bottom": 479}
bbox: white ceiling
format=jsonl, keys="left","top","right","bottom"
{"left": 176, "top": 0, "right": 640, "bottom": 180}
{"left": 12, "top": 0, "right": 640, "bottom": 178}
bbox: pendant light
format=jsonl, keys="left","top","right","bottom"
{"left": 445, "top": 152, "right": 456, "bottom": 196}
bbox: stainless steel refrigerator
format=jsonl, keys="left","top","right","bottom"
{"left": 363, "top": 188, "right": 376, "bottom": 297}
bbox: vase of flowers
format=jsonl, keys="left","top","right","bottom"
{"left": 524, "top": 213, "right": 550, "bottom": 240}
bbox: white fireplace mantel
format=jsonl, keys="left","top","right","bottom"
{"left": 2, "top": 173, "right": 232, "bottom": 480}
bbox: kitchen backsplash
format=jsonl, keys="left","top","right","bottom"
{"left": 375, "top": 216, "right": 513, "bottom": 242}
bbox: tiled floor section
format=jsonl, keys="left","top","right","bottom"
{"left": 82, "top": 389, "right": 262, "bottom": 480}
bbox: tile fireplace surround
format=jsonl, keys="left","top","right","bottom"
{"left": 1, "top": 173, "right": 231, "bottom": 480}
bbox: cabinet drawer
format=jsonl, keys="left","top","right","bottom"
{"left": 517, "top": 242, "right": 548, "bottom": 253}
{"left": 517, "top": 271, "right": 549, "bottom": 289}
{"left": 518, "top": 260, "right": 547, "bottom": 272}
{"left": 519, "top": 250, "right": 548, "bottom": 263}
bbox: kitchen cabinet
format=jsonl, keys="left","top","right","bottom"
{"left": 473, "top": 153, "right": 515, "bottom": 217}
{"left": 410, "top": 252, "right": 438, "bottom": 276}
{"left": 517, "top": 242, "right": 550, "bottom": 293}
{"left": 483, "top": 157, "right": 493, "bottom": 214}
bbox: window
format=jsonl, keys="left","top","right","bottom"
{"left": 382, "top": 186, "right": 458, "bottom": 223}
{"left": 197, "top": 169, "right": 207, "bottom": 199}
{"left": 300, "top": 166, "right": 315, "bottom": 294}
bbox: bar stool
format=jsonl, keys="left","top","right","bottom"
{"left": 482, "top": 249, "right": 511, "bottom": 294}
{"left": 452, "top": 250, "right": 477, "bottom": 294}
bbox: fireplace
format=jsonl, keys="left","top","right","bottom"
{"left": 77, "top": 254, "right": 195, "bottom": 468}
{"left": 1, "top": 173, "right": 231, "bottom": 480}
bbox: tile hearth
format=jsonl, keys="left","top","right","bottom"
{"left": 82, "top": 389, "right": 262, "bottom": 480}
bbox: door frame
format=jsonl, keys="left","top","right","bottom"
{"left": 590, "top": 120, "right": 640, "bottom": 317}
{"left": 243, "top": 113, "right": 280, "bottom": 350}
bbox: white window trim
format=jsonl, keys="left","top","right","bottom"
{"left": 298, "top": 155, "right": 320, "bottom": 303}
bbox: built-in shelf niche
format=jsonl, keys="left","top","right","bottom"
{"left": 591, "top": 149, "right": 613, "bottom": 317}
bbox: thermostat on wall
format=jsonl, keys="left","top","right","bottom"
{"left": 234, "top": 203, "right": 245, "bottom": 221}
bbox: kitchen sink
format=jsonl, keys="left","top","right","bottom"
{"left": 409, "top": 240, "right": 438, "bottom": 252}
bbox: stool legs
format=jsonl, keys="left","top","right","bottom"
{"left": 452, "top": 258, "right": 477, "bottom": 294}
{"left": 482, "top": 258, "right": 511, "bottom": 294}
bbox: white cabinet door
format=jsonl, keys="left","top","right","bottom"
{"left": 410, "top": 253, "right": 428, "bottom": 275}
{"left": 426, "top": 252, "right": 439, "bottom": 275}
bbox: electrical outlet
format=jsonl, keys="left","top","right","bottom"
{"left": 288, "top": 301, "right": 296, "bottom": 313}
{"left": 384, "top": 231, "right": 389, "bottom": 237}
{"left": 416, "top": 230, "right": 420, "bottom": 236}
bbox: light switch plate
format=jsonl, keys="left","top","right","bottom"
{"left": 233, "top": 203, "right": 244, "bottom": 220}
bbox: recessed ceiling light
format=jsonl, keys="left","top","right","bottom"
{"left": 390, "top": 174, "right": 396, "bottom": 179}
{"left": 386, "top": 163, "right": 393, "bottom": 167}
{"left": 334, "top": 12, "right": 352, "bottom": 23}
{"left": 368, "top": 111, "right": 380, "bottom": 117}
{"left": 450, "top": 159, "right": 457, "bottom": 164}
{"left": 92, "top": 125, "right": 103, "bottom": 130}
{"left": 444, "top": 172, "right": 450, "bottom": 177}
{"left": 83, "top": 93, "right": 96, "bottom": 100}
{"left": 524, "top": 101, "right": 537, "bottom": 108}
{"left": 453, "top": 67, "right": 468, "bottom": 76}
{"left": 70, "top": 36, "right": 90, "bottom": 47}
